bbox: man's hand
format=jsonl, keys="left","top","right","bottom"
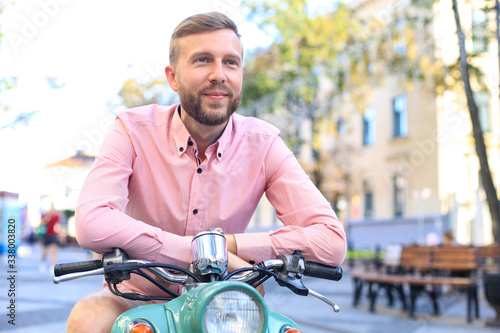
{"left": 228, "top": 252, "right": 265, "bottom": 297}
{"left": 225, "top": 234, "right": 237, "bottom": 254}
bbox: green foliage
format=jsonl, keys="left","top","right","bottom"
{"left": 0, "top": 76, "right": 17, "bottom": 117}
{"left": 242, "top": 0, "right": 497, "bottom": 117}
{"left": 118, "top": 77, "right": 176, "bottom": 109}
{"left": 0, "top": 2, "right": 6, "bottom": 46}
{"left": 0, "top": 1, "right": 39, "bottom": 131}
{"left": 242, "top": 0, "right": 363, "bottom": 106}
{"left": 0, "top": 76, "right": 16, "bottom": 91}
{"left": 241, "top": 0, "right": 447, "bottom": 108}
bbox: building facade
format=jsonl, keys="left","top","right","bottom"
{"left": 342, "top": 0, "right": 499, "bottom": 248}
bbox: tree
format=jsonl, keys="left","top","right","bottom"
{"left": 0, "top": 1, "right": 7, "bottom": 43}
{"left": 242, "top": 0, "right": 364, "bottom": 106}
{"left": 0, "top": 1, "right": 39, "bottom": 131}
{"left": 0, "top": 1, "right": 11, "bottom": 117}
{"left": 242, "top": 0, "right": 445, "bottom": 105}
{"left": 118, "top": 77, "right": 177, "bottom": 109}
{"left": 451, "top": 0, "right": 500, "bottom": 240}
{"left": 496, "top": 0, "right": 500, "bottom": 100}
{"left": 241, "top": 0, "right": 371, "bottom": 204}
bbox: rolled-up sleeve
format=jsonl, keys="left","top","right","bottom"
{"left": 75, "top": 117, "right": 192, "bottom": 267}
{"left": 235, "top": 136, "right": 346, "bottom": 267}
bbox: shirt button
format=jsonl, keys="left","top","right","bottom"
{"left": 188, "top": 141, "right": 194, "bottom": 146}
{"left": 179, "top": 147, "right": 184, "bottom": 152}
{"left": 193, "top": 209, "right": 198, "bottom": 214}
{"left": 218, "top": 152, "right": 222, "bottom": 158}
{"left": 197, "top": 168, "right": 202, "bottom": 174}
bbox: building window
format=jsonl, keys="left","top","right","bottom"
{"left": 393, "top": 95, "right": 408, "bottom": 138}
{"left": 472, "top": 9, "right": 488, "bottom": 53}
{"left": 392, "top": 18, "right": 407, "bottom": 55}
{"left": 363, "top": 105, "right": 376, "bottom": 145}
{"left": 474, "top": 91, "right": 491, "bottom": 132}
{"left": 393, "top": 174, "right": 406, "bottom": 217}
{"left": 336, "top": 117, "right": 346, "bottom": 141}
{"left": 364, "top": 179, "right": 373, "bottom": 217}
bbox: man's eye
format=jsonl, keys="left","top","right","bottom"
{"left": 196, "top": 58, "right": 208, "bottom": 63}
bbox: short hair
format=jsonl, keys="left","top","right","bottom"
{"left": 444, "top": 230, "right": 454, "bottom": 239}
{"left": 169, "top": 12, "right": 242, "bottom": 66}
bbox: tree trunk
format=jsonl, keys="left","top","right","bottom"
{"left": 496, "top": 0, "right": 500, "bottom": 100}
{"left": 451, "top": 0, "right": 500, "bottom": 241}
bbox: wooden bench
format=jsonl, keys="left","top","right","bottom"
{"left": 352, "top": 244, "right": 414, "bottom": 312}
{"left": 352, "top": 245, "right": 479, "bottom": 322}
{"left": 406, "top": 246, "right": 479, "bottom": 322}
{"left": 477, "top": 243, "right": 499, "bottom": 272}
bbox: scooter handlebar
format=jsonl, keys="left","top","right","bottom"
{"left": 54, "top": 260, "right": 103, "bottom": 277}
{"left": 303, "top": 261, "right": 342, "bottom": 281}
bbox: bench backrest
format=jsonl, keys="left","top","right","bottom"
{"left": 431, "top": 246, "right": 477, "bottom": 271}
{"left": 477, "top": 243, "right": 499, "bottom": 265}
{"left": 400, "top": 245, "right": 432, "bottom": 271}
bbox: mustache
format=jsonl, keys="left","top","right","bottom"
{"left": 200, "top": 83, "right": 234, "bottom": 97}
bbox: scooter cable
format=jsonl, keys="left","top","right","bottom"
{"left": 107, "top": 280, "right": 175, "bottom": 301}
{"left": 223, "top": 267, "right": 277, "bottom": 287}
{"left": 132, "top": 269, "right": 180, "bottom": 298}
{"left": 133, "top": 262, "right": 202, "bottom": 282}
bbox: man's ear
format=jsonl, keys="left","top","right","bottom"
{"left": 165, "top": 65, "right": 178, "bottom": 92}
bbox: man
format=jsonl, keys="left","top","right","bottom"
{"left": 67, "top": 11, "right": 346, "bottom": 332}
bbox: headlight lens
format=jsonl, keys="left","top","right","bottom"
{"left": 204, "top": 290, "right": 263, "bottom": 333}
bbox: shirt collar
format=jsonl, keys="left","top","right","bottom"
{"left": 172, "top": 104, "right": 233, "bottom": 161}
{"left": 172, "top": 104, "right": 192, "bottom": 157}
{"left": 216, "top": 114, "right": 233, "bottom": 161}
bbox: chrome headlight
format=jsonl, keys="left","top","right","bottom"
{"left": 203, "top": 289, "right": 264, "bottom": 333}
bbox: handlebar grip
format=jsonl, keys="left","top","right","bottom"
{"left": 303, "top": 262, "right": 343, "bottom": 281}
{"left": 54, "top": 260, "right": 103, "bottom": 277}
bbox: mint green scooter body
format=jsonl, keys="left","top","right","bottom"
{"left": 111, "top": 281, "right": 300, "bottom": 332}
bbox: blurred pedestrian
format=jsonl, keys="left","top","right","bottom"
{"left": 442, "top": 230, "right": 455, "bottom": 246}
{"left": 39, "top": 203, "right": 61, "bottom": 273}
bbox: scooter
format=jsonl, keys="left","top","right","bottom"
{"left": 54, "top": 229, "right": 342, "bottom": 332}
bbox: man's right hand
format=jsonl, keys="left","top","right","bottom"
{"left": 228, "top": 252, "right": 265, "bottom": 297}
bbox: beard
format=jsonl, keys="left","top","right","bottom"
{"left": 178, "top": 82, "right": 242, "bottom": 126}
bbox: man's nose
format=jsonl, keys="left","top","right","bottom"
{"left": 208, "top": 62, "right": 226, "bottom": 83}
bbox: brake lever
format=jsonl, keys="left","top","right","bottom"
{"left": 275, "top": 273, "right": 340, "bottom": 312}
{"left": 275, "top": 272, "right": 308, "bottom": 296}
{"left": 308, "top": 288, "right": 340, "bottom": 313}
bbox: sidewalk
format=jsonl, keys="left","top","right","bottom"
{"left": 1, "top": 244, "right": 499, "bottom": 333}
{"left": 1, "top": 244, "right": 102, "bottom": 333}
{"left": 303, "top": 268, "right": 500, "bottom": 333}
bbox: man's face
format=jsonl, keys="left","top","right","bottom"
{"left": 166, "top": 29, "right": 243, "bottom": 126}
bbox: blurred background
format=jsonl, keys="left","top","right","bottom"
{"left": 0, "top": 0, "right": 499, "bottom": 256}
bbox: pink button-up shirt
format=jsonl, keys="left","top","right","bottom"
{"left": 76, "top": 104, "right": 346, "bottom": 296}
